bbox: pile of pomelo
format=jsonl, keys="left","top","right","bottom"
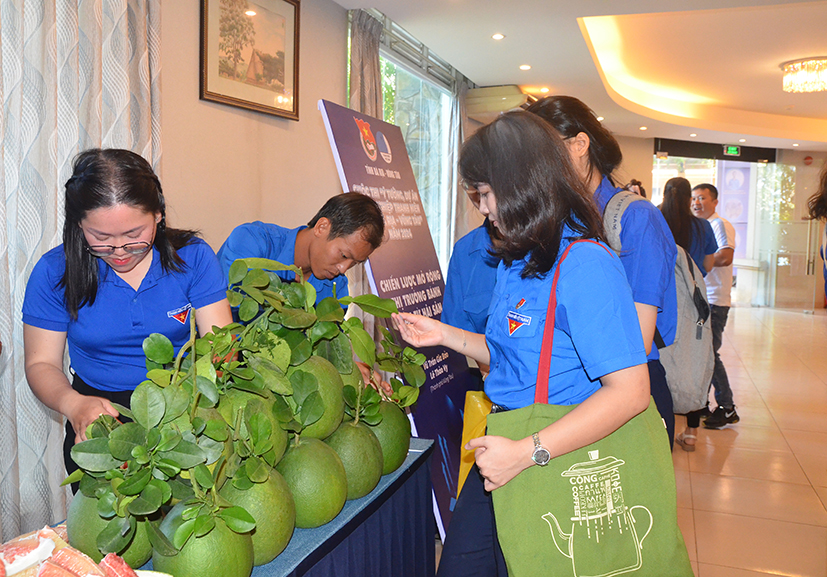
{"left": 63, "top": 259, "right": 423, "bottom": 577}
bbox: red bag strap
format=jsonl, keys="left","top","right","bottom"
{"left": 534, "top": 239, "right": 612, "bottom": 404}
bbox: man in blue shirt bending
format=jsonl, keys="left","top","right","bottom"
{"left": 218, "top": 192, "right": 385, "bottom": 302}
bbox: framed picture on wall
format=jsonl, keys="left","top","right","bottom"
{"left": 200, "top": 0, "right": 300, "bottom": 120}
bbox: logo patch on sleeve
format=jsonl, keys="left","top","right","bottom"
{"left": 167, "top": 304, "right": 192, "bottom": 325}
{"left": 506, "top": 311, "right": 531, "bottom": 335}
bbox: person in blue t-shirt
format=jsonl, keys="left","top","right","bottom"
{"left": 217, "top": 193, "right": 384, "bottom": 303}
{"left": 394, "top": 112, "right": 650, "bottom": 577}
{"left": 660, "top": 177, "right": 717, "bottom": 276}
{"left": 23, "top": 149, "right": 232, "bottom": 481}
{"left": 527, "top": 95, "right": 679, "bottom": 448}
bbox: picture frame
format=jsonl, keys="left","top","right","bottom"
{"left": 200, "top": 0, "right": 300, "bottom": 121}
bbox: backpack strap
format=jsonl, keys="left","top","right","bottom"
{"left": 602, "top": 190, "right": 644, "bottom": 252}
{"left": 535, "top": 240, "right": 613, "bottom": 404}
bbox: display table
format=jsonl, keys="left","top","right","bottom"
{"left": 143, "top": 438, "right": 435, "bottom": 577}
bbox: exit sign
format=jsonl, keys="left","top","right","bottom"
{"left": 723, "top": 145, "right": 741, "bottom": 156}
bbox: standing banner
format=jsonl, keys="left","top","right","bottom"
{"left": 319, "top": 99, "right": 473, "bottom": 538}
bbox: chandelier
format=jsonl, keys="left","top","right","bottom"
{"left": 780, "top": 57, "right": 827, "bottom": 93}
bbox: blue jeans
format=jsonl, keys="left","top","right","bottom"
{"left": 711, "top": 305, "right": 734, "bottom": 408}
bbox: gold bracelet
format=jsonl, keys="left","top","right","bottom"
{"left": 460, "top": 328, "right": 467, "bottom": 351}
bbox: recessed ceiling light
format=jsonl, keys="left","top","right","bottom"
{"left": 492, "top": 33, "right": 504, "bottom": 40}
{"left": 245, "top": 10, "right": 256, "bottom": 16}
{"left": 540, "top": 87, "right": 549, "bottom": 93}
{"left": 793, "top": 143, "right": 800, "bottom": 147}
{"left": 596, "top": 116, "right": 604, "bottom": 122}
{"left": 689, "top": 133, "right": 697, "bottom": 137}
{"left": 639, "top": 126, "right": 648, "bottom": 131}
{"left": 739, "top": 138, "right": 746, "bottom": 143}
{"left": 519, "top": 64, "right": 531, "bottom": 71}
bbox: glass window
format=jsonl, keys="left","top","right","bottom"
{"left": 380, "top": 55, "right": 453, "bottom": 272}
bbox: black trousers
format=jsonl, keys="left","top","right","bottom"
{"left": 648, "top": 359, "right": 675, "bottom": 450}
{"left": 63, "top": 374, "right": 133, "bottom": 491}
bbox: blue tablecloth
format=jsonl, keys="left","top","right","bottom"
{"left": 144, "top": 438, "right": 435, "bottom": 577}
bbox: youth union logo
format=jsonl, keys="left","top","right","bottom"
{"left": 167, "top": 304, "right": 192, "bottom": 325}
{"left": 376, "top": 131, "right": 392, "bottom": 163}
{"left": 354, "top": 117, "right": 378, "bottom": 161}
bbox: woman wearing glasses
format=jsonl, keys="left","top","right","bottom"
{"left": 22, "top": 148, "right": 232, "bottom": 482}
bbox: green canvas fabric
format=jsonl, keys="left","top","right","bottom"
{"left": 488, "top": 400, "right": 692, "bottom": 577}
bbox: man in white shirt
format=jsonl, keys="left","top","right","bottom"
{"left": 691, "top": 183, "right": 739, "bottom": 428}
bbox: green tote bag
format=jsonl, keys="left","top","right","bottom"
{"left": 487, "top": 241, "right": 693, "bottom": 577}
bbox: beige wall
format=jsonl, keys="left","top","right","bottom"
{"left": 615, "top": 135, "right": 655, "bottom": 199}
{"left": 159, "top": 0, "right": 349, "bottom": 250}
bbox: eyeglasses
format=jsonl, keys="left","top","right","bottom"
{"left": 85, "top": 241, "right": 152, "bottom": 257}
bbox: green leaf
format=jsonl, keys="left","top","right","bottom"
{"left": 344, "top": 324, "right": 376, "bottom": 367}
{"left": 244, "top": 268, "right": 271, "bottom": 288}
{"left": 61, "top": 469, "right": 83, "bottom": 487}
{"left": 218, "top": 507, "right": 256, "bottom": 534}
{"left": 228, "top": 366, "right": 255, "bottom": 380}
{"left": 299, "top": 391, "right": 324, "bottom": 427}
{"left": 195, "top": 355, "right": 218, "bottom": 383}
{"left": 271, "top": 395, "right": 293, "bottom": 423}
{"left": 232, "top": 476, "right": 255, "bottom": 491}
{"left": 244, "top": 457, "right": 270, "bottom": 484}
{"left": 146, "top": 368, "right": 172, "bottom": 388}
{"left": 362, "top": 412, "right": 382, "bottom": 426}
{"left": 203, "top": 419, "right": 229, "bottom": 442}
{"left": 108, "top": 423, "right": 147, "bottom": 461}
{"left": 309, "top": 321, "right": 339, "bottom": 344}
{"left": 148, "top": 519, "right": 179, "bottom": 556}
{"left": 97, "top": 515, "right": 135, "bottom": 555}
{"left": 239, "top": 297, "right": 261, "bottom": 322}
{"left": 315, "top": 297, "right": 345, "bottom": 322}
{"left": 199, "top": 436, "right": 227, "bottom": 467}
{"left": 96, "top": 489, "right": 117, "bottom": 518}
{"left": 161, "top": 385, "right": 190, "bottom": 424}
{"left": 117, "top": 467, "right": 152, "bottom": 496}
{"left": 247, "top": 356, "right": 292, "bottom": 395}
{"left": 173, "top": 518, "right": 196, "bottom": 550}
{"left": 278, "top": 308, "right": 317, "bottom": 329}
{"left": 313, "top": 332, "right": 354, "bottom": 374}
{"left": 242, "top": 258, "right": 301, "bottom": 275}
{"left": 131, "top": 382, "right": 166, "bottom": 430}
{"left": 342, "top": 385, "right": 358, "bottom": 410}
{"left": 157, "top": 429, "right": 182, "bottom": 453}
{"left": 247, "top": 411, "right": 273, "bottom": 450}
{"left": 143, "top": 333, "right": 175, "bottom": 365}
{"left": 155, "top": 458, "right": 181, "bottom": 478}
{"left": 227, "top": 290, "right": 243, "bottom": 307}
{"left": 146, "top": 428, "right": 161, "bottom": 451}
{"left": 289, "top": 338, "right": 313, "bottom": 366}
{"left": 193, "top": 464, "right": 214, "bottom": 489}
{"left": 70, "top": 438, "right": 122, "bottom": 472}
{"left": 194, "top": 514, "right": 216, "bottom": 538}
{"left": 127, "top": 481, "right": 164, "bottom": 516}
{"left": 196, "top": 375, "right": 220, "bottom": 406}
{"left": 158, "top": 440, "right": 206, "bottom": 470}
{"left": 402, "top": 363, "right": 427, "bottom": 389}
{"left": 111, "top": 403, "right": 133, "bottom": 422}
{"left": 340, "top": 294, "right": 398, "bottom": 317}
{"left": 228, "top": 260, "right": 249, "bottom": 285}
{"left": 289, "top": 370, "right": 318, "bottom": 406}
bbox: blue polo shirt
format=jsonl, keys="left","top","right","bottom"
{"left": 594, "top": 177, "right": 678, "bottom": 359}
{"left": 217, "top": 222, "right": 348, "bottom": 302}
{"left": 441, "top": 222, "right": 499, "bottom": 334}
{"left": 484, "top": 232, "right": 647, "bottom": 410}
{"left": 22, "top": 239, "right": 226, "bottom": 392}
{"left": 689, "top": 218, "right": 718, "bottom": 276}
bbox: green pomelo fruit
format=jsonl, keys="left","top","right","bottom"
{"left": 153, "top": 505, "right": 254, "bottom": 577}
{"left": 219, "top": 470, "right": 296, "bottom": 566}
{"left": 275, "top": 437, "right": 347, "bottom": 528}
{"left": 66, "top": 492, "right": 152, "bottom": 567}
{"left": 368, "top": 402, "right": 412, "bottom": 475}
{"left": 287, "top": 356, "right": 344, "bottom": 439}
{"left": 217, "top": 388, "right": 289, "bottom": 466}
{"left": 324, "top": 420, "right": 384, "bottom": 500}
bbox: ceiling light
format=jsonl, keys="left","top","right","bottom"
{"left": 793, "top": 143, "right": 800, "bottom": 147}
{"left": 492, "top": 33, "right": 504, "bottom": 40}
{"left": 639, "top": 126, "right": 647, "bottom": 131}
{"left": 596, "top": 116, "right": 604, "bottom": 122}
{"left": 689, "top": 133, "right": 697, "bottom": 137}
{"left": 739, "top": 139, "right": 746, "bottom": 143}
{"left": 540, "top": 87, "right": 549, "bottom": 93}
{"left": 780, "top": 57, "right": 827, "bottom": 93}
{"left": 519, "top": 64, "right": 531, "bottom": 71}
{"left": 245, "top": 10, "right": 256, "bottom": 16}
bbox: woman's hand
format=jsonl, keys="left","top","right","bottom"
{"left": 63, "top": 394, "right": 120, "bottom": 443}
{"left": 356, "top": 361, "right": 392, "bottom": 397}
{"left": 391, "top": 312, "right": 447, "bottom": 348}
{"left": 466, "top": 434, "right": 534, "bottom": 491}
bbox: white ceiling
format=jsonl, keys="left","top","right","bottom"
{"left": 334, "top": 0, "right": 827, "bottom": 152}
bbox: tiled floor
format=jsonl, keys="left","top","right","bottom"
{"left": 673, "top": 306, "right": 827, "bottom": 577}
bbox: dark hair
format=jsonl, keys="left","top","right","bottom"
{"left": 61, "top": 148, "right": 198, "bottom": 319}
{"left": 307, "top": 192, "right": 384, "bottom": 249}
{"left": 692, "top": 182, "right": 719, "bottom": 200}
{"left": 526, "top": 95, "right": 623, "bottom": 187}
{"left": 660, "top": 177, "right": 704, "bottom": 252}
{"left": 458, "top": 111, "right": 604, "bottom": 278}
{"left": 625, "top": 179, "right": 647, "bottom": 199}
{"left": 807, "top": 164, "right": 827, "bottom": 221}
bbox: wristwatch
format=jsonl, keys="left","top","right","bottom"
{"left": 531, "top": 432, "right": 550, "bottom": 466}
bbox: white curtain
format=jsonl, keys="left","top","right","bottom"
{"left": 346, "top": 9, "right": 383, "bottom": 335}
{"left": 0, "top": 0, "right": 162, "bottom": 541}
